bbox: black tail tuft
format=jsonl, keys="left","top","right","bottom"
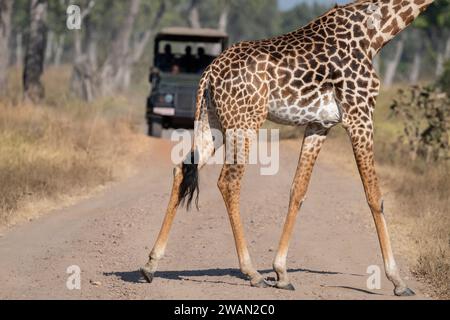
{"left": 178, "top": 151, "right": 199, "bottom": 211}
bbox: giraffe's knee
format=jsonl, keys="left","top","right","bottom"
{"left": 217, "top": 178, "right": 237, "bottom": 196}
{"left": 367, "top": 197, "right": 384, "bottom": 214}
{"left": 218, "top": 166, "right": 243, "bottom": 191}
{"left": 289, "top": 184, "right": 306, "bottom": 207}
{"left": 217, "top": 172, "right": 233, "bottom": 197}
{"left": 217, "top": 177, "right": 227, "bottom": 194}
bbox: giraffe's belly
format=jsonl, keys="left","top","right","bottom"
{"left": 267, "top": 92, "right": 342, "bottom": 128}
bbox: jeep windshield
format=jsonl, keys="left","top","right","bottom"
{"left": 154, "top": 27, "right": 228, "bottom": 75}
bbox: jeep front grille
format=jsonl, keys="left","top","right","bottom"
{"left": 175, "top": 87, "right": 196, "bottom": 118}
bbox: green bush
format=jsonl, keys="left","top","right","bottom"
{"left": 390, "top": 86, "right": 449, "bottom": 162}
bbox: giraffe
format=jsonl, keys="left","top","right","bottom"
{"left": 141, "top": 0, "right": 434, "bottom": 296}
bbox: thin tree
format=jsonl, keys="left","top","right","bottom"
{"left": 0, "top": 0, "right": 13, "bottom": 95}
{"left": 409, "top": 29, "right": 424, "bottom": 84}
{"left": 218, "top": 6, "right": 228, "bottom": 32}
{"left": 70, "top": 0, "right": 96, "bottom": 102}
{"left": 187, "top": 0, "right": 201, "bottom": 29}
{"left": 72, "top": 0, "right": 166, "bottom": 100}
{"left": 384, "top": 35, "right": 405, "bottom": 86}
{"left": 23, "top": 0, "right": 47, "bottom": 103}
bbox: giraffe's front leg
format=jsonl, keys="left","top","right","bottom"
{"left": 346, "top": 123, "right": 414, "bottom": 296}
{"left": 273, "top": 125, "right": 328, "bottom": 290}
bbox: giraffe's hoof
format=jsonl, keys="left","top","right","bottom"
{"left": 275, "top": 282, "right": 295, "bottom": 291}
{"left": 394, "top": 287, "right": 415, "bottom": 297}
{"left": 251, "top": 278, "right": 270, "bottom": 288}
{"left": 140, "top": 267, "right": 154, "bottom": 283}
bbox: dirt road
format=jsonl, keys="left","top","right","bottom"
{"left": 0, "top": 137, "right": 426, "bottom": 299}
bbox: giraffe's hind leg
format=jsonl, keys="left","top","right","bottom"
{"left": 141, "top": 108, "right": 221, "bottom": 283}
{"left": 273, "top": 124, "right": 328, "bottom": 290}
{"left": 217, "top": 104, "right": 268, "bottom": 287}
{"left": 213, "top": 73, "right": 270, "bottom": 287}
{"left": 218, "top": 163, "right": 268, "bottom": 288}
{"left": 141, "top": 165, "right": 184, "bottom": 283}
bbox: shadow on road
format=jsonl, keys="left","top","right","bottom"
{"left": 104, "top": 267, "right": 364, "bottom": 286}
{"left": 321, "top": 285, "right": 385, "bottom": 296}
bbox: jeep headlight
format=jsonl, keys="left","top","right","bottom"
{"left": 164, "top": 94, "right": 174, "bottom": 104}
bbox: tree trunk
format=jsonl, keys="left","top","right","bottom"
{"left": 436, "top": 52, "right": 444, "bottom": 78}
{"left": 71, "top": 24, "right": 97, "bottom": 102}
{"left": 16, "top": 33, "right": 22, "bottom": 69}
{"left": 218, "top": 6, "right": 228, "bottom": 32}
{"left": 99, "top": 0, "right": 141, "bottom": 95}
{"left": 373, "top": 54, "right": 380, "bottom": 75}
{"left": 409, "top": 50, "right": 422, "bottom": 84}
{"left": 384, "top": 37, "right": 404, "bottom": 86}
{"left": 435, "top": 37, "right": 450, "bottom": 78}
{"left": 71, "top": 0, "right": 166, "bottom": 101}
{"left": 131, "top": 1, "right": 166, "bottom": 64}
{"left": 188, "top": 0, "right": 201, "bottom": 29}
{"left": 212, "top": 5, "right": 228, "bottom": 55}
{"left": 45, "top": 30, "right": 54, "bottom": 64}
{"left": 98, "top": 0, "right": 166, "bottom": 95}
{"left": 445, "top": 37, "right": 450, "bottom": 61}
{"left": 0, "top": 0, "right": 13, "bottom": 95}
{"left": 23, "top": 0, "right": 48, "bottom": 103}
{"left": 53, "top": 34, "right": 65, "bottom": 66}
{"left": 87, "top": 39, "right": 97, "bottom": 69}
{"left": 69, "top": 1, "right": 98, "bottom": 102}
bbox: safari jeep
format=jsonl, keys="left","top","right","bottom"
{"left": 146, "top": 27, "right": 228, "bottom": 137}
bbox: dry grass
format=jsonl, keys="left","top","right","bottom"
{"left": 0, "top": 67, "right": 148, "bottom": 226}
{"left": 373, "top": 86, "right": 449, "bottom": 299}
{"left": 270, "top": 85, "right": 449, "bottom": 299}
{"left": 382, "top": 162, "right": 449, "bottom": 298}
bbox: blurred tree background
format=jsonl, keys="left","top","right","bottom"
{"left": 0, "top": 0, "right": 449, "bottom": 101}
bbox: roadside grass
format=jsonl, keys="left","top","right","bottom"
{"left": 0, "top": 67, "right": 148, "bottom": 226}
{"left": 269, "top": 85, "right": 449, "bottom": 299}
{"left": 373, "top": 86, "right": 449, "bottom": 299}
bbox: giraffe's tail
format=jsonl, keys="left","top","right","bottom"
{"left": 178, "top": 67, "right": 214, "bottom": 211}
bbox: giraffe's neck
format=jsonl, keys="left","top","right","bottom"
{"left": 295, "top": 0, "right": 434, "bottom": 60}
{"left": 362, "top": 0, "right": 435, "bottom": 58}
